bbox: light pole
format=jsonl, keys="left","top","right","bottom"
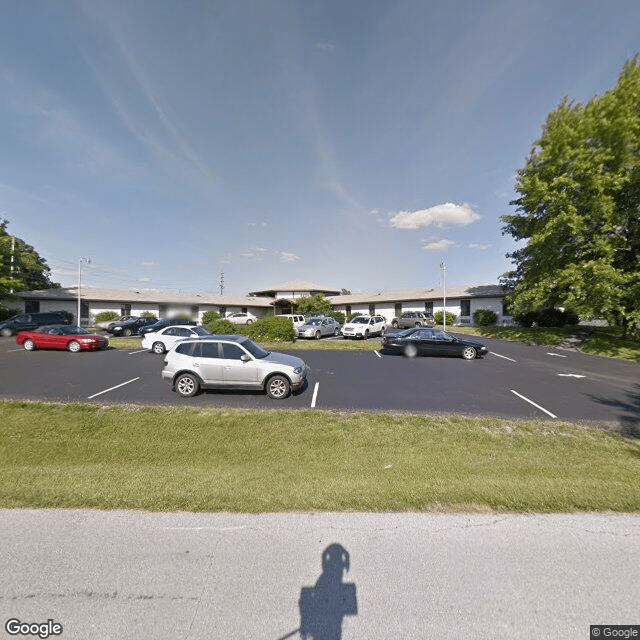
{"left": 77, "top": 257, "right": 91, "bottom": 326}
{"left": 440, "top": 260, "right": 447, "bottom": 331}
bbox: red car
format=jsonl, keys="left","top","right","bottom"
{"left": 16, "top": 325, "right": 109, "bottom": 352}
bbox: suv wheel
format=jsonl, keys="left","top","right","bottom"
{"left": 391, "top": 320, "right": 398, "bottom": 328}
{"left": 266, "top": 374, "right": 290, "bottom": 399}
{"left": 175, "top": 373, "right": 199, "bottom": 397}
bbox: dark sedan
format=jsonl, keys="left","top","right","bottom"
{"left": 106, "top": 316, "right": 158, "bottom": 336}
{"left": 380, "top": 327, "right": 488, "bottom": 359}
{"left": 16, "top": 325, "right": 109, "bottom": 352}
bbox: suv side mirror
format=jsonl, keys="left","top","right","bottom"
{"left": 240, "top": 354, "right": 251, "bottom": 362}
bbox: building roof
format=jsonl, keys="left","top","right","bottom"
{"left": 13, "top": 287, "right": 275, "bottom": 308}
{"left": 249, "top": 280, "right": 343, "bottom": 297}
{"left": 327, "top": 284, "right": 506, "bottom": 305}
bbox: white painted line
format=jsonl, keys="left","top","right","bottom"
{"left": 374, "top": 350, "right": 382, "bottom": 358}
{"left": 6, "top": 348, "right": 23, "bottom": 353}
{"left": 490, "top": 352, "right": 517, "bottom": 362}
{"left": 547, "top": 352, "right": 567, "bottom": 358}
{"left": 510, "top": 389, "right": 557, "bottom": 418}
{"left": 88, "top": 377, "right": 140, "bottom": 399}
{"left": 558, "top": 374, "right": 585, "bottom": 379}
{"left": 128, "top": 349, "right": 148, "bottom": 355}
{"left": 310, "top": 382, "right": 319, "bottom": 408}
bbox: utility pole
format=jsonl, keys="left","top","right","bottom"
{"left": 440, "top": 260, "right": 447, "bottom": 331}
{"left": 9, "top": 236, "right": 15, "bottom": 294}
{"left": 77, "top": 257, "right": 91, "bottom": 326}
{"left": 219, "top": 270, "right": 225, "bottom": 295}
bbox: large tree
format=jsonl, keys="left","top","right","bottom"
{"left": 501, "top": 57, "right": 640, "bottom": 335}
{"left": 0, "top": 219, "right": 59, "bottom": 300}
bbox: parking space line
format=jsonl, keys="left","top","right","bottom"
{"left": 490, "top": 352, "right": 517, "bottom": 362}
{"left": 311, "top": 382, "right": 319, "bottom": 408}
{"left": 127, "top": 349, "right": 148, "bottom": 355}
{"left": 547, "top": 352, "right": 567, "bottom": 358}
{"left": 88, "top": 377, "right": 140, "bottom": 399}
{"left": 374, "top": 350, "right": 382, "bottom": 358}
{"left": 6, "top": 349, "right": 23, "bottom": 353}
{"left": 510, "top": 389, "right": 557, "bottom": 418}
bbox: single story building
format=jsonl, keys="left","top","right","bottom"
{"left": 4, "top": 280, "right": 511, "bottom": 326}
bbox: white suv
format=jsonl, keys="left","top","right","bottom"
{"left": 341, "top": 315, "right": 386, "bottom": 339}
{"left": 162, "top": 335, "right": 308, "bottom": 399}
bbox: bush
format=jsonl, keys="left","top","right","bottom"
{"left": 473, "top": 309, "right": 497, "bottom": 326}
{"left": 201, "top": 310, "right": 221, "bottom": 326}
{"left": 515, "top": 307, "right": 580, "bottom": 328}
{"left": 93, "top": 311, "right": 118, "bottom": 323}
{"left": 245, "top": 316, "right": 295, "bottom": 342}
{"left": 141, "top": 311, "right": 157, "bottom": 320}
{"left": 58, "top": 310, "right": 75, "bottom": 324}
{"left": 346, "top": 312, "right": 361, "bottom": 322}
{"left": 434, "top": 311, "right": 457, "bottom": 326}
{"left": 204, "top": 319, "right": 242, "bottom": 335}
{"left": 327, "top": 310, "right": 346, "bottom": 325}
{"left": 0, "top": 307, "right": 20, "bottom": 321}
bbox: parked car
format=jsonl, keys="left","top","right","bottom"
{"left": 0, "top": 311, "right": 70, "bottom": 337}
{"left": 390, "top": 311, "right": 435, "bottom": 328}
{"left": 162, "top": 335, "right": 308, "bottom": 399}
{"left": 225, "top": 312, "right": 256, "bottom": 325}
{"left": 380, "top": 327, "right": 487, "bottom": 359}
{"left": 95, "top": 314, "right": 132, "bottom": 330}
{"left": 278, "top": 314, "right": 306, "bottom": 331}
{"left": 106, "top": 316, "right": 157, "bottom": 336}
{"left": 16, "top": 325, "right": 108, "bottom": 352}
{"left": 341, "top": 315, "right": 386, "bottom": 339}
{"left": 141, "top": 324, "right": 210, "bottom": 354}
{"left": 139, "top": 317, "right": 197, "bottom": 335}
{"left": 296, "top": 317, "right": 341, "bottom": 339}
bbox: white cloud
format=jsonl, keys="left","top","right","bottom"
{"left": 468, "top": 242, "right": 489, "bottom": 250}
{"left": 138, "top": 277, "right": 151, "bottom": 282}
{"left": 278, "top": 251, "right": 300, "bottom": 263}
{"left": 422, "top": 239, "right": 457, "bottom": 251}
{"left": 141, "top": 261, "right": 159, "bottom": 267}
{"left": 390, "top": 203, "right": 482, "bottom": 229}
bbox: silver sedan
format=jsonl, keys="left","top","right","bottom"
{"left": 296, "top": 317, "right": 341, "bottom": 339}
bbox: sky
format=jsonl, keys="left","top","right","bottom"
{"left": 1, "top": 0, "right": 639, "bottom": 296}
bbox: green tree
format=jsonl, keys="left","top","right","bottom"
{"left": 501, "top": 57, "right": 640, "bottom": 336}
{"left": 0, "top": 220, "right": 59, "bottom": 300}
{"left": 295, "top": 293, "right": 333, "bottom": 317}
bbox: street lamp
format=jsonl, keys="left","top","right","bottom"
{"left": 440, "top": 260, "right": 447, "bottom": 331}
{"left": 77, "top": 257, "right": 91, "bottom": 326}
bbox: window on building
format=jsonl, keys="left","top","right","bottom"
{"left": 191, "top": 305, "right": 199, "bottom": 318}
{"left": 345, "top": 305, "right": 351, "bottom": 316}
{"left": 424, "top": 301, "right": 433, "bottom": 313}
{"left": 121, "top": 303, "right": 131, "bottom": 316}
{"left": 158, "top": 304, "right": 168, "bottom": 318}
{"left": 394, "top": 303, "right": 402, "bottom": 315}
{"left": 368, "top": 304, "right": 375, "bottom": 315}
{"left": 502, "top": 300, "right": 511, "bottom": 316}
{"left": 241, "top": 306, "right": 248, "bottom": 313}
{"left": 80, "top": 302, "right": 89, "bottom": 319}
{"left": 24, "top": 300, "right": 40, "bottom": 313}
{"left": 460, "top": 299, "right": 471, "bottom": 316}
{"left": 219, "top": 306, "right": 226, "bottom": 316}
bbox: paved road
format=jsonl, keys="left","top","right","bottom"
{"left": 1, "top": 510, "right": 638, "bottom": 640}
{"left": 1, "top": 334, "right": 638, "bottom": 427}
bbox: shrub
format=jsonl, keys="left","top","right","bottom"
{"left": 434, "top": 311, "right": 457, "bottom": 326}
{"left": 515, "top": 307, "right": 580, "bottom": 328}
{"left": 245, "top": 316, "right": 295, "bottom": 342}
{"left": 93, "top": 311, "right": 118, "bottom": 323}
{"left": 327, "top": 310, "right": 346, "bottom": 325}
{"left": 201, "top": 310, "right": 221, "bottom": 326}
{"left": 0, "top": 307, "right": 20, "bottom": 321}
{"left": 346, "top": 312, "right": 361, "bottom": 322}
{"left": 141, "top": 311, "right": 157, "bottom": 320}
{"left": 473, "top": 309, "right": 498, "bottom": 326}
{"left": 204, "top": 319, "right": 242, "bottom": 335}
{"left": 58, "top": 310, "right": 75, "bottom": 324}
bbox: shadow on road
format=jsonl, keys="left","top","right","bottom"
{"left": 277, "top": 543, "right": 358, "bottom": 640}
{"left": 587, "top": 383, "right": 640, "bottom": 438}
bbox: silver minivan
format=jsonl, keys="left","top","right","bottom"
{"left": 162, "top": 335, "right": 308, "bottom": 399}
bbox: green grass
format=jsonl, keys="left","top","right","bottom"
{"left": 1, "top": 401, "right": 639, "bottom": 513}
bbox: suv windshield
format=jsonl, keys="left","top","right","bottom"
{"left": 352, "top": 317, "right": 368, "bottom": 324}
{"left": 239, "top": 338, "right": 269, "bottom": 359}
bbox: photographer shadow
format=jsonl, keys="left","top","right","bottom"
{"left": 278, "top": 543, "right": 357, "bottom": 640}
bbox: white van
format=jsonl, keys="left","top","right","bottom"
{"left": 279, "top": 314, "right": 306, "bottom": 332}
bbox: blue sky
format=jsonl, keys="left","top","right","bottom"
{"left": 1, "top": 0, "right": 639, "bottom": 295}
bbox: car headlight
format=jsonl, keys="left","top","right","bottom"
{"left": 293, "top": 366, "right": 303, "bottom": 374}
{"left": 79, "top": 339, "right": 95, "bottom": 344}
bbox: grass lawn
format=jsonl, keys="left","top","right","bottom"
{"left": 1, "top": 401, "right": 639, "bottom": 513}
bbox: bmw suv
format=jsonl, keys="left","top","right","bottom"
{"left": 162, "top": 335, "right": 308, "bottom": 399}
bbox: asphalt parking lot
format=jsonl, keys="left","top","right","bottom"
{"left": 1, "top": 334, "right": 638, "bottom": 426}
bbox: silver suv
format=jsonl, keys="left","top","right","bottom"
{"left": 390, "top": 311, "right": 435, "bottom": 329}
{"left": 162, "top": 335, "right": 308, "bottom": 399}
